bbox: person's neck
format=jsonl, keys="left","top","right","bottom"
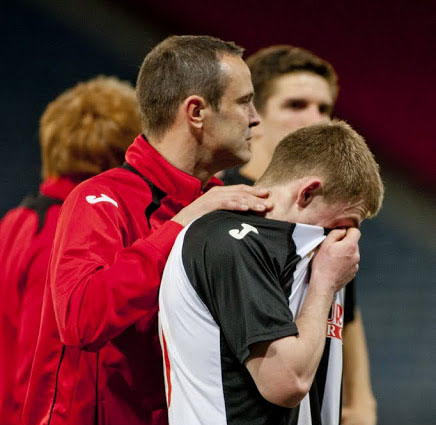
{"left": 239, "top": 139, "right": 273, "bottom": 182}
{"left": 148, "top": 130, "right": 215, "bottom": 188}
{"left": 263, "top": 183, "right": 299, "bottom": 222}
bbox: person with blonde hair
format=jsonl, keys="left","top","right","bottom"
{"left": 0, "top": 75, "right": 143, "bottom": 425}
{"left": 40, "top": 76, "right": 143, "bottom": 180}
{"left": 160, "top": 120, "right": 384, "bottom": 425}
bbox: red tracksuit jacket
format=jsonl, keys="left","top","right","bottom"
{"left": 23, "top": 135, "right": 220, "bottom": 425}
{"left": 0, "top": 178, "right": 76, "bottom": 425}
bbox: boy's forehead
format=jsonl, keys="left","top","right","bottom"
{"left": 269, "top": 72, "right": 333, "bottom": 101}
{"left": 329, "top": 198, "right": 367, "bottom": 227}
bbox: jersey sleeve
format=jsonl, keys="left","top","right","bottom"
{"left": 50, "top": 182, "right": 183, "bottom": 352}
{"left": 182, "top": 214, "right": 299, "bottom": 364}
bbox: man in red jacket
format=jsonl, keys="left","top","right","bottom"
{"left": 23, "top": 35, "right": 271, "bottom": 425}
{"left": 0, "top": 76, "right": 144, "bottom": 425}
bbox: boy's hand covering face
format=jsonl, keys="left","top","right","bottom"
{"left": 310, "top": 228, "right": 361, "bottom": 295}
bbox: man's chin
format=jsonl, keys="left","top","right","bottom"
{"left": 240, "top": 147, "right": 252, "bottom": 164}
{"left": 225, "top": 152, "right": 251, "bottom": 170}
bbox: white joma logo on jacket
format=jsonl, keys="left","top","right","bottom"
{"left": 85, "top": 194, "right": 118, "bottom": 208}
{"left": 228, "top": 223, "right": 258, "bottom": 240}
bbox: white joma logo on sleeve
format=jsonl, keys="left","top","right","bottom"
{"left": 85, "top": 194, "right": 118, "bottom": 208}
{"left": 228, "top": 223, "right": 259, "bottom": 240}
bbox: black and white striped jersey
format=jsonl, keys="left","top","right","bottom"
{"left": 159, "top": 210, "right": 345, "bottom": 425}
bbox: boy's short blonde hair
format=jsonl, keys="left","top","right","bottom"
{"left": 257, "top": 120, "right": 384, "bottom": 218}
{"left": 40, "top": 76, "right": 142, "bottom": 180}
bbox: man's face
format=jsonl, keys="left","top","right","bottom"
{"left": 253, "top": 72, "right": 334, "bottom": 155}
{"left": 203, "top": 54, "right": 260, "bottom": 170}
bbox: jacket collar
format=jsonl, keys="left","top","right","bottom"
{"left": 125, "top": 135, "right": 222, "bottom": 204}
{"left": 39, "top": 177, "right": 77, "bottom": 201}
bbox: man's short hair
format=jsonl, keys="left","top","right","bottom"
{"left": 136, "top": 35, "right": 244, "bottom": 138}
{"left": 247, "top": 45, "right": 339, "bottom": 114}
{"left": 40, "top": 76, "right": 142, "bottom": 180}
{"left": 257, "top": 120, "right": 384, "bottom": 218}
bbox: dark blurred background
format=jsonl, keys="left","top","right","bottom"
{"left": 1, "top": 1, "right": 435, "bottom": 423}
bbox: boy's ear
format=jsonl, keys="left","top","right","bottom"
{"left": 296, "top": 180, "right": 322, "bottom": 208}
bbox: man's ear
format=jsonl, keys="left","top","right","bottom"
{"left": 184, "top": 95, "right": 207, "bottom": 129}
{"left": 296, "top": 180, "right": 322, "bottom": 208}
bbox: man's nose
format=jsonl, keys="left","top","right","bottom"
{"left": 249, "top": 103, "right": 261, "bottom": 128}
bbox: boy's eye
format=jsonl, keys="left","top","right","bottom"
{"left": 286, "top": 100, "right": 307, "bottom": 110}
{"left": 319, "top": 104, "right": 333, "bottom": 115}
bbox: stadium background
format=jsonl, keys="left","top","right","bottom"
{"left": 1, "top": 0, "right": 434, "bottom": 423}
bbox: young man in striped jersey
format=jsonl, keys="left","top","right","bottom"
{"left": 222, "top": 45, "right": 378, "bottom": 425}
{"left": 159, "top": 120, "right": 384, "bottom": 425}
